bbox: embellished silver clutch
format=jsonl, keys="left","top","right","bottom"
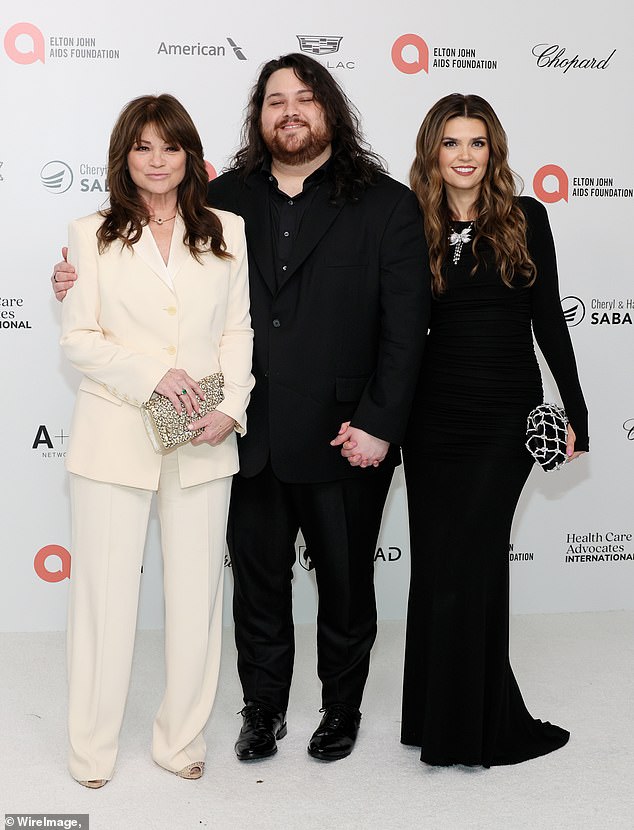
{"left": 141, "top": 373, "right": 224, "bottom": 453}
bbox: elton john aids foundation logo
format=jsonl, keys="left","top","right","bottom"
{"left": 391, "top": 34, "right": 429, "bottom": 74}
{"left": 391, "top": 34, "right": 498, "bottom": 74}
{"left": 4, "top": 22, "right": 44, "bottom": 63}
{"left": 5, "top": 21, "right": 120, "bottom": 62}
{"left": 533, "top": 165, "right": 569, "bottom": 203}
{"left": 34, "top": 545, "right": 71, "bottom": 582}
{"left": 534, "top": 164, "right": 633, "bottom": 204}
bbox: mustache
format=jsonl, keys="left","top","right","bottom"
{"left": 275, "top": 116, "right": 309, "bottom": 129}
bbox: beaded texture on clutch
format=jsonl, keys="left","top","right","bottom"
{"left": 141, "top": 373, "right": 224, "bottom": 454}
{"left": 525, "top": 402, "right": 568, "bottom": 472}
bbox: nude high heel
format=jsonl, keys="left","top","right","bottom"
{"left": 176, "top": 761, "right": 204, "bottom": 779}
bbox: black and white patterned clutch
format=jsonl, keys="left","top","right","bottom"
{"left": 526, "top": 402, "right": 568, "bottom": 472}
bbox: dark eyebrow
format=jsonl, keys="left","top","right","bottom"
{"left": 442, "top": 135, "right": 488, "bottom": 141}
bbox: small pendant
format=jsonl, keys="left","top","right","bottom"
{"left": 154, "top": 217, "right": 165, "bottom": 225}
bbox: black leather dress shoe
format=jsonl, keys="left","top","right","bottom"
{"left": 307, "top": 704, "right": 361, "bottom": 761}
{"left": 235, "top": 702, "right": 287, "bottom": 761}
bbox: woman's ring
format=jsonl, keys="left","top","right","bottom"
{"left": 180, "top": 389, "right": 187, "bottom": 395}
{"left": 53, "top": 273, "right": 58, "bottom": 283}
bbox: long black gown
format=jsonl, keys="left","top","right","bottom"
{"left": 401, "top": 196, "right": 589, "bottom": 767}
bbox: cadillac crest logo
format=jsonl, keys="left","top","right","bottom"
{"left": 296, "top": 36, "right": 343, "bottom": 55}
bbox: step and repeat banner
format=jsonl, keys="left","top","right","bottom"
{"left": 1, "top": 1, "right": 632, "bottom": 631}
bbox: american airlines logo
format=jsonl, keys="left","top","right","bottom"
{"left": 227, "top": 38, "right": 247, "bottom": 60}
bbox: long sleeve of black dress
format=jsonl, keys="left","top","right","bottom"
{"left": 523, "top": 196, "right": 589, "bottom": 450}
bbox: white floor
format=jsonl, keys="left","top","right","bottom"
{"left": 1, "top": 612, "right": 632, "bottom": 830}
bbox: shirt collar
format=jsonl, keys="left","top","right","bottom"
{"left": 260, "top": 156, "right": 331, "bottom": 194}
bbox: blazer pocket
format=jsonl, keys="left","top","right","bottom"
{"left": 335, "top": 375, "right": 370, "bottom": 402}
{"left": 78, "top": 377, "right": 123, "bottom": 406}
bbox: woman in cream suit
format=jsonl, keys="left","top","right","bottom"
{"left": 60, "top": 94, "right": 253, "bottom": 787}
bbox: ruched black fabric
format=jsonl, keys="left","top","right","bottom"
{"left": 401, "top": 196, "right": 587, "bottom": 767}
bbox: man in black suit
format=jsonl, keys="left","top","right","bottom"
{"left": 52, "top": 53, "right": 429, "bottom": 762}
{"left": 209, "top": 54, "right": 429, "bottom": 762}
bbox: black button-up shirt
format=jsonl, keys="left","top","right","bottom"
{"left": 262, "top": 159, "right": 330, "bottom": 289}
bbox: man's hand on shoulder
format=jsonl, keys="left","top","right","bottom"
{"left": 52, "top": 247, "right": 77, "bottom": 301}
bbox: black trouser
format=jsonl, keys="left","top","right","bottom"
{"left": 227, "top": 461, "right": 393, "bottom": 713}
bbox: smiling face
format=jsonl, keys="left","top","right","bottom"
{"left": 126, "top": 123, "right": 187, "bottom": 206}
{"left": 437, "top": 116, "right": 490, "bottom": 202}
{"left": 260, "top": 68, "right": 332, "bottom": 165}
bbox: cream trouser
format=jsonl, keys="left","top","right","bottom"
{"left": 67, "top": 451, "right": 230, "bottom": 781}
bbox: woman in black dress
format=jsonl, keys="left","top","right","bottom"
{"left": 401, "top": 94, "right": 588, "bottom": 767}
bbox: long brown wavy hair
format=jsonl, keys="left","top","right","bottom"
{"left": 97, "top": 94, "right": 229, "bottom": 261}
{"left": 230, "top": 53, "right": 385, "bottom": 202}
{"left": 410, "top": 93, "right": 535, "bottom": 294}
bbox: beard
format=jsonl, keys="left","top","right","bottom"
{"left": 263, "top": 117, "right": 332, "bottom": 166}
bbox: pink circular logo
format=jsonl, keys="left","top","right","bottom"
{"left": 391, "top": 34, "right": 429, "bottom": 74}
{"left": 533, "top": 164, "right": 569, "bottom": 203}
{"left": 4, "top": 22, "right": 45, "bottom": 64}
{"left": 34, "top": 544, "right": 71, "bottom": 582}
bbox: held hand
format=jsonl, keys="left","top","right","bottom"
{"left": 190, "top": 410, "right": 235, "bottom": 446}
{"left": 565, "top": 424, "right": 585, "bottom": 463}
{"left": 154, "top": 369, "right": 205, "bottom": 417}
{"left": 330, "top": 421, "right": 389, "bottom": 468}
{"left": 51, "top": 247, "right": 77, "bottom": 302}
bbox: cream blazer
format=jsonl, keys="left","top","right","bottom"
{"left": 61, "top": 209, "right": 254, "bottom": 490}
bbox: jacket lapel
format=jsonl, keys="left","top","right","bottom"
{"left": 133, "top": 216, "right": 190, "bottom": 291}
{"left": 241, "top": 175, "right": 276, "bottom": 295}
{"left": 133, "top": 223, "right": 174, "bottom": 291}
{"left": 166, "top": 215, "right": 190, "bottom": 282}
{"left": 239, "top": 172, "right": 345, "bottom": 294}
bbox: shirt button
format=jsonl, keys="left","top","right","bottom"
{"left": 272, "top": 319, "right": 281, "bottom": 328}
{"left": 165, "top": 306, "right": 177, "bottom": 316}
{"left": 288, "top": 200, "right": 294, "bottom": 205}
{"left": 166, "top": 345, "right": 177, "bottom": 355}
{"left": 282, "top": 265, "right": 287, "bottom": 271}
{"left": 283, "top": 231, "right": 290, "bottom": 237}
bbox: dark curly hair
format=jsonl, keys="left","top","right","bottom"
{"left": 230, "top": 53, "right": 385, "bottom": 201}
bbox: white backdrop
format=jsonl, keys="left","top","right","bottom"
{"left": 1, "top": 1, "right": 632, "bottom": 632}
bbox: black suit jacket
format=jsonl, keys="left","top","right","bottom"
{"left": 207, "top": 169, "right": 430, "bottom": 483}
